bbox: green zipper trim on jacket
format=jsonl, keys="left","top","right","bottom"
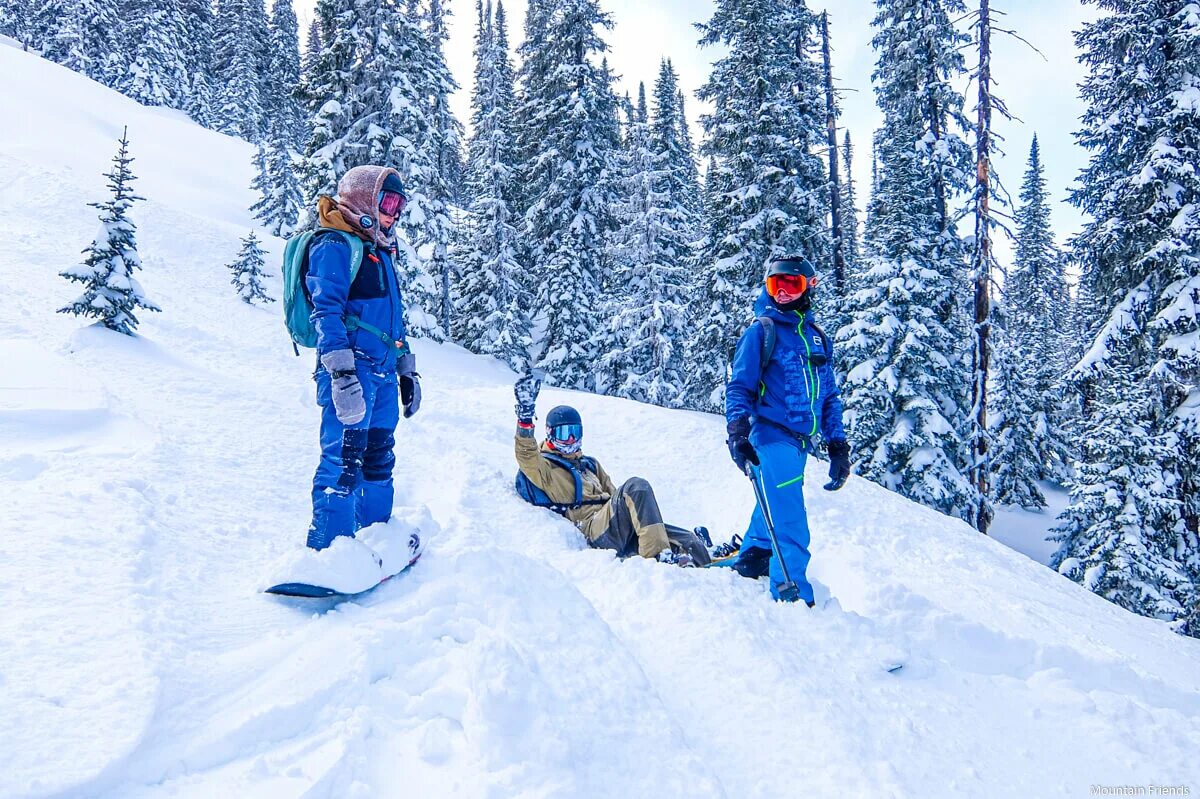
{"left": 776, "top": 474, "right": 804, "bottom": 489}
{"left": 797, "top": 312, "right": 819, "bottom": 437}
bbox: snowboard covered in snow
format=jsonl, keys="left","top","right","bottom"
{"left": 263, "top": 510, "right": 433, "bottom": 599}
{"left": 264, "top": 542, "right": 422, "bottom": 598}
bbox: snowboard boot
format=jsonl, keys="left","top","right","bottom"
{"left": 710, "top": 534, "right": 742, "bottom": 560}
{"left": 732, "top": 545, "right": 771, "bottom": 579}
{"left": 657, "top": 549, "right": 695, "bottom": 568}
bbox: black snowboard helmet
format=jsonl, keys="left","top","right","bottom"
{"left": 546, "top": 405, "right": 583, "bottom": 454}
{"left": 765, "top": 255, "right": 818, "bottom": 313}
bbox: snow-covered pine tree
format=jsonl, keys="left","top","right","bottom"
{"left": 265, "top": 0, "right": 305, "bottom": 151}
{"left": 181, "top": 0, "right": 217, "bottom": 127}
{"left": 990, "top": 135, "right": 1072, "bottom": 508}
{"left": 120, "top": 0, "right": 190, "bottom": 109}
{"left": 819, "top": 12, "right": 848, "bottom": 329}
{"left": 675, "top": 89, "right": 703, "bottom": 221}
{"left": 513, "top": 0, "right": 620, "bottom": 388}
{"left": 0, "top": 0, "right": 31, "bottom": 49}
{"left": 213, "top": 0, "right": 266, "bottom": 141}
{"left": 650, "top": 60, "right": 701, "bottom": 246}
{"left": 248, "top": 0, "right": 273, "bottom": 139}
{"left": 687, "top": 0, "right": 829, "bottom": 411}
{"left": 250, "top": 138, "right": 301, "bottom": 236}
{"left": 835, "top": 0, "right": 976, "bottom": 522}
{"left": 32, "top": 0, "right": 119, "bottom": 83}
{"left": 59, "top": 129, "right": 160, "bottom": 335}
{"left": 296, "top": 0, "right": 362, "bottom": 218}
{"left": 411, "top": 0, "right": 463, "bottom": 338}
{"left": 455, "top": 0, "right": 530, "bottom": 369}
{"left": 599, "top": 80, "right": 691, "bottom": 406}
{"left": 1052, "top": 324, "right": 1191, "bottom": 624}
{"left": 1058, "top": 0, "right": 1200, "bottom": 635}
{"left": 227, "top": 231, "right": 274, "bottom": 305}
{"left": 841, "top": 131, "right": 861, "bottom": 282}
{"left": 303, "top": 18, "right": 321, "bottom": 80}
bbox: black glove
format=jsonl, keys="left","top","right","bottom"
{"left": 824, "top": 439, "right": 850, "bottom": 491}
{"left": 514, "top": 370, "right": 544, "bottom": 424}
{"left": 396, "top": 352, "right": 421, "bottom": 419}
{"left": 726, "top": 417, "right": 759, "bottom": 473}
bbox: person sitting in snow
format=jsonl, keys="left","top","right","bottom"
{"left": 512, "top": 373, "right": 711, "bottom": 567}
{"left": 724, "top": 255, "right": 850, "bottom": 605}
{"left": 303, "top": 165, "right": 421, "bottom": 550}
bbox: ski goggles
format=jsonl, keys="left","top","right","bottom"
{"left": 378, "top": 189, "right": 407, "bottom": 216}
{"left": 766, "top": 272, "right": 818, "bottom": 298}
{"left": 549, "top": 423, "right": 583, "bottom": 447}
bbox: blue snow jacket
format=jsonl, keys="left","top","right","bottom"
{"left": 726, "top": 290, "right": 846, "bottom": 447}
{"left": 305, "top": 232, "right": 408, "bottom": 371}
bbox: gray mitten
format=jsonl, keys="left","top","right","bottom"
{"left": 321, "top": 349, "right": 365, "bottom": 425}
{"left": 396, "top": 352, "right": 421, "bottom": 419}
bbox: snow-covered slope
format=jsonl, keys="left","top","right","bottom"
{"left": 2, "top": 44, "right": 1199, "bottom": 799}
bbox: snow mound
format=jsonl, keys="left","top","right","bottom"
{"left": 2, "top": 43, "right": 1199, "bottom": 799}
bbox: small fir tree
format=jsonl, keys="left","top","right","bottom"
{"left": 227, "top": 231, "right": 274, "bottom": 305}
{"left": 59, "top": 129, "right": 160, "bottom": 335}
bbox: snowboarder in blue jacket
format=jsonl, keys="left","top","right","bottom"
{"left": 725, "top": 256, "right": 851, "bottom": 604}
{"left": 304, "top": 165, "right": 421, "bottom": 550}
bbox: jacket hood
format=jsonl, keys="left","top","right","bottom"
{"left": 322, "top": 165, "right": 404, "bottom": 249}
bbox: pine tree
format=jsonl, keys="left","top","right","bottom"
{"left": 303, "top": 18, "right": 321, "bottom": 79}
{"left": 687, "top": 0, "right": 829, "bottom": 410}
{"left": 836, "top": 0, "right": 976, "bottom": 522}
{"left": 990, "top": 136, "right": 1072, "bottom": 508}
{"left": 0, "top": 0, "right": 31, "bottom": 49}
{"left": 411, "top": 0, "right": 463, "bottom": 338}
{"left": 1060, "top": 0, "right": 1200, "bottom": 635}
{"left": 251, "top": 140, "right": 302, "bottom": 237}
{"left": 59, "top": 129, "right": 160, "bottom": 335}
{"left": 120, "top": 0, "right": 190, "bottom": 109}
{"left": 455, "top": 0, "right": 531, "bottom": 369}
{"left": 514, "top": 0, "right": 621, "bottom": 388}
{"left": 265, "top": 0, "right": 305, "bottom": 150}
{"left": 599, "top": 81, "right": 691, "bottom": 406}
{"left": 1052, "top": 337, "right": 1190, "bottom": 623}
{"left": 213, "top": 0, "right": 266, "bottom": 140}
{"left": 819, "top": 12, "right": 848, "bottom": 326}
{"left": 675, "top": 89, "right": 703, "bottom": 221}
{"left": 33, "top": 0, "right": 119, "bottom": 82}
{"left": 841, "top": 132, "right": 861, "bottom": 287}
{"left": 228, "top": 231, "right": 274, "bottom": 305}
{"left": 180, "top": 0, "right": 217, "bottom": 127}
{"left": 296, "top": 0, "right": 362, "bottom": 216}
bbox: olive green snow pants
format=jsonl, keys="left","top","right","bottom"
{"left": 583, "top": 477, "right": 711, "bottom": 565}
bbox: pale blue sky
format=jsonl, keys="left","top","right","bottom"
{"left": 296, "top": 0, "right": 1100, "bottom": 259}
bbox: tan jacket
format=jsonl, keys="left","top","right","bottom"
{"left": 514, "top": 429, "right": 616, "bottom": 533}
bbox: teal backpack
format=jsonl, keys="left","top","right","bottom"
{"left": 282, "top": 228, "right": 407, "bottom": 356}
{"left": 282, "top": 228, "right": 364, "bottom": 352}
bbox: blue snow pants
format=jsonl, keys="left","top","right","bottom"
{"left": 307, "top": 362, "right": 399, "bottom": 550}
{"left": 741, "top": 428, "right": 813, "bottom": 603}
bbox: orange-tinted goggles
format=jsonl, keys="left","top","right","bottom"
{"left": 766, "top": 272, "right": 817, "bottom": 298}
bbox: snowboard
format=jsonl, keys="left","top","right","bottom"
{"left": 706, "top": 552, "right": 740, "bottom": 569}
{"left": 265, "top": 532, "right": 424, "bottom": 599}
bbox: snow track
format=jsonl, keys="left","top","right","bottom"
{"left": 3, "top": 43, "right": 1200, "bottom": 799}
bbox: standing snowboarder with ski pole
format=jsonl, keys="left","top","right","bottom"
{"left": 724, "top": 255, "right": 851, "bottom": 605}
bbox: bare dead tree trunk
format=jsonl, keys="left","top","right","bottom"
{"left": 972, "top": 0, "right": 994, "bottom": 534}
{"left": 820, "top": 13, "right": 844, "bottom": 297}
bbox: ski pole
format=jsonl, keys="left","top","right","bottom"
{"left": 746, "top": 463, "right": 801, "bottom": 603}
